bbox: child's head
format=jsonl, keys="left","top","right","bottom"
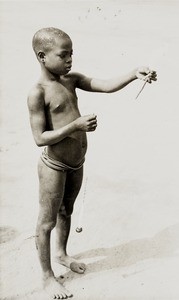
{"left": 32, "top": 27, "right": 73, "bottom": 75}
{"left": 32, "top": 27, "right": 70, "bottom": 56}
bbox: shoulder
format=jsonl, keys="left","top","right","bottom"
{"left": 66, "top": 72, "right": 92, "bottom": 90}
{"left": 65, "top": 72, "right": 91, "bottom": 83}
{"left": 27, "top": 84, "right": 45, "bottom": 110}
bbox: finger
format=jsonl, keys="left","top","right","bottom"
{"left": 142, "top": 74, "right": 150, "bottom": 81}
{"left": 141, "top": 66, "right": 150, "bottom": 74}
{"left": 151, "top": 74, "right": 157, "bottom": 80}
{"left": 88, "top": 127, "right": 96, "bottom": 132}
{"left": 90, "top": 120, "right": 97, "bottom": 125}
{"left": 87, "top": 121, "right": 97, "bottom": 129}
{"left": 145, "top": 72, "right": 155, "bottom": 81}
{"left": 150, "top": 70, "right": 156, "bottom": 74}
{"left": 148, "top": 73, "right": 157, "bottom": 82}
{"left": 88, "top": 114, "right": 97, "bottom": 120}
{"left": 145, "top": 67, "right": 150, "bottom": 74}
{"left": 89, "top": 124, "right": 97, "bottom": 130}
{"left": 150, "top": 76, "right": 157, "bottom": 81}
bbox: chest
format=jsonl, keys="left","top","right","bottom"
{"left": 44, "top": 82, "right": 78, "bottom": 113}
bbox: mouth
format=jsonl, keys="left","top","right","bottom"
{"left": 66, "top": 65, "right": 72, "bottom": 71}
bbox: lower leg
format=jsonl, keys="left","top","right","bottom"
{"left": 55, "top": 167, "right": 86, "bottom": 273}
{"left": 55, "top": 211, "right": 71, "bottom": 258}
{"left": 55, "top": 211, "right": 86, "bottom": 274}
{"left": 36, "top": 160, "right": 72, "bottom": 298}
{"left": 36, "top": 215, "right": 73, "bottom": 298}
{"left": 36, "top": 221, "right": 54, "bottom": 277}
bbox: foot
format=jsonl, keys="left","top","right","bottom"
{"left": 43, "top": 275, "right": 73, "bottom": 299}
{"left": 55, "top": 255, "right": 86, "bottom": 274}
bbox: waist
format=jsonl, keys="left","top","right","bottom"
{"left": 47, "top": 135, "right": 87, "bottom": 165}
{"left": 41, "top": 147, "right": 85, "bottom": 172}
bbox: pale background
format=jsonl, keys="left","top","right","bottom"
{"left": 0, "top": 1, "right": 179, "bottom": 299}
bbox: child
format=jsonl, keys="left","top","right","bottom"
{"left": 28, "top": 27, "right": 157, "bottom": 299}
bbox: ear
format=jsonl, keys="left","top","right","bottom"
{"left": 37, "top": 51, "right": 46, "bottom": 63}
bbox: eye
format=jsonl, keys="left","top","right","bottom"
{"left": 58, "top": 50, "right": 73, "bottom": 59}
{"left": 59, "top": 53, "right": 66, "bottom": 59}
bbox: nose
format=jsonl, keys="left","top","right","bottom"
{"left": 66, "top": 55, "right": 72, "bottom": 63}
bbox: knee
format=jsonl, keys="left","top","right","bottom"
{"left": 59, "top": 203, "right": 73, "bottom": 217}
{"left": 38, "top": 220, "right": 57, "bottom": 233}
{"left": 65, "top": 205, "right": 74, "bottom": 217}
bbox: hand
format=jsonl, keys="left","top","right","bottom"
{"left": 75, "top": 114, "right": 97, "bottom": 132}
{"left": 135, "top": 67, "right": 157, "bottom": 83}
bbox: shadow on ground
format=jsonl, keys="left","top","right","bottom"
{"left": 61, "top": 223, "right": 179, "bottom": 282}
{"left": 0, "top": 226, "right": 19, "bottom": 244}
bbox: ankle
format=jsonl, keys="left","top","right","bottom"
{"left": 56, "top": 251, "right": 67, "bottom": 259}
{"left": 42, "top": 270, "right": 54, "bottom": 281}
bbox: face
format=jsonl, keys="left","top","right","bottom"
{"left": 41, "top": 37, "right": 73, "bottom": 75}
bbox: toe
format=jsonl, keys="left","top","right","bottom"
{"left": 67, "top": 291, "right": 73, "bottom": 298}
{"left": 80, "top": 263, "right": 86, "bottom": 270}
{"left": 79, "top": 263, "right": 86, "bottom": 273}
{"left": 70, "top": 261, "right": 86, "bottom": 274}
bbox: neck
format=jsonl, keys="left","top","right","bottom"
{"left": 40, "top": 65, "right": 61, "bottom": 82}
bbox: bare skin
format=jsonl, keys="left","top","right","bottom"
{"left": 28, "top": 28, "right": 157, "bottom": 299}
{"left": 29, "top": 36, "right": 98, "bottom": 299}
{"left": 54, "top": 167, "right": 86, "bottom": 274}
{"left": 37, "top": 158, "right": 83, "bottom": 298}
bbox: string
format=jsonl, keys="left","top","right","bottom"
{"left": 76, "top": 176, "right": 88, "bottom": 233}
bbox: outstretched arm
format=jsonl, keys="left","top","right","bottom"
{"left": 27, "top": 87, "right": 97, "bottom": 147}
{"left": 75, "top": 67, "right": 157, "bottom": 93}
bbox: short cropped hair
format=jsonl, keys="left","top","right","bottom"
{"left": 32, "top": 27, "right": 70, "bottom": 55}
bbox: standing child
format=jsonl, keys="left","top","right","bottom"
{"left": 28, "top": 27, "right": 157, "bottom": 299}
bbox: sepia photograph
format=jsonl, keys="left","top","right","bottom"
{"left": 0, "top": 0, "right": 179, "bottom": 299}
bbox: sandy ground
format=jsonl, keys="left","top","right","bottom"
{"left": 1, "top": 1, "right": 179, "bottom": 299}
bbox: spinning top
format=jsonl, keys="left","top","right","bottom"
{"left": 76, "top": 227, "right": 83, "bottom": 233}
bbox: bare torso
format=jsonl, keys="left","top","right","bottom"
{"left": 40, "top": 75, "right": 87, "bottom": 166}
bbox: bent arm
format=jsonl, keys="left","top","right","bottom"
{"left": 27, "top": 88, "right": 77, "bottom": 147}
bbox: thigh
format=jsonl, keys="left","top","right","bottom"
{"left": 38, "top": 158, "right": 67, "bottom": 222}
{"left": 63, "top": 166, "right": 83, "bottom": 215}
